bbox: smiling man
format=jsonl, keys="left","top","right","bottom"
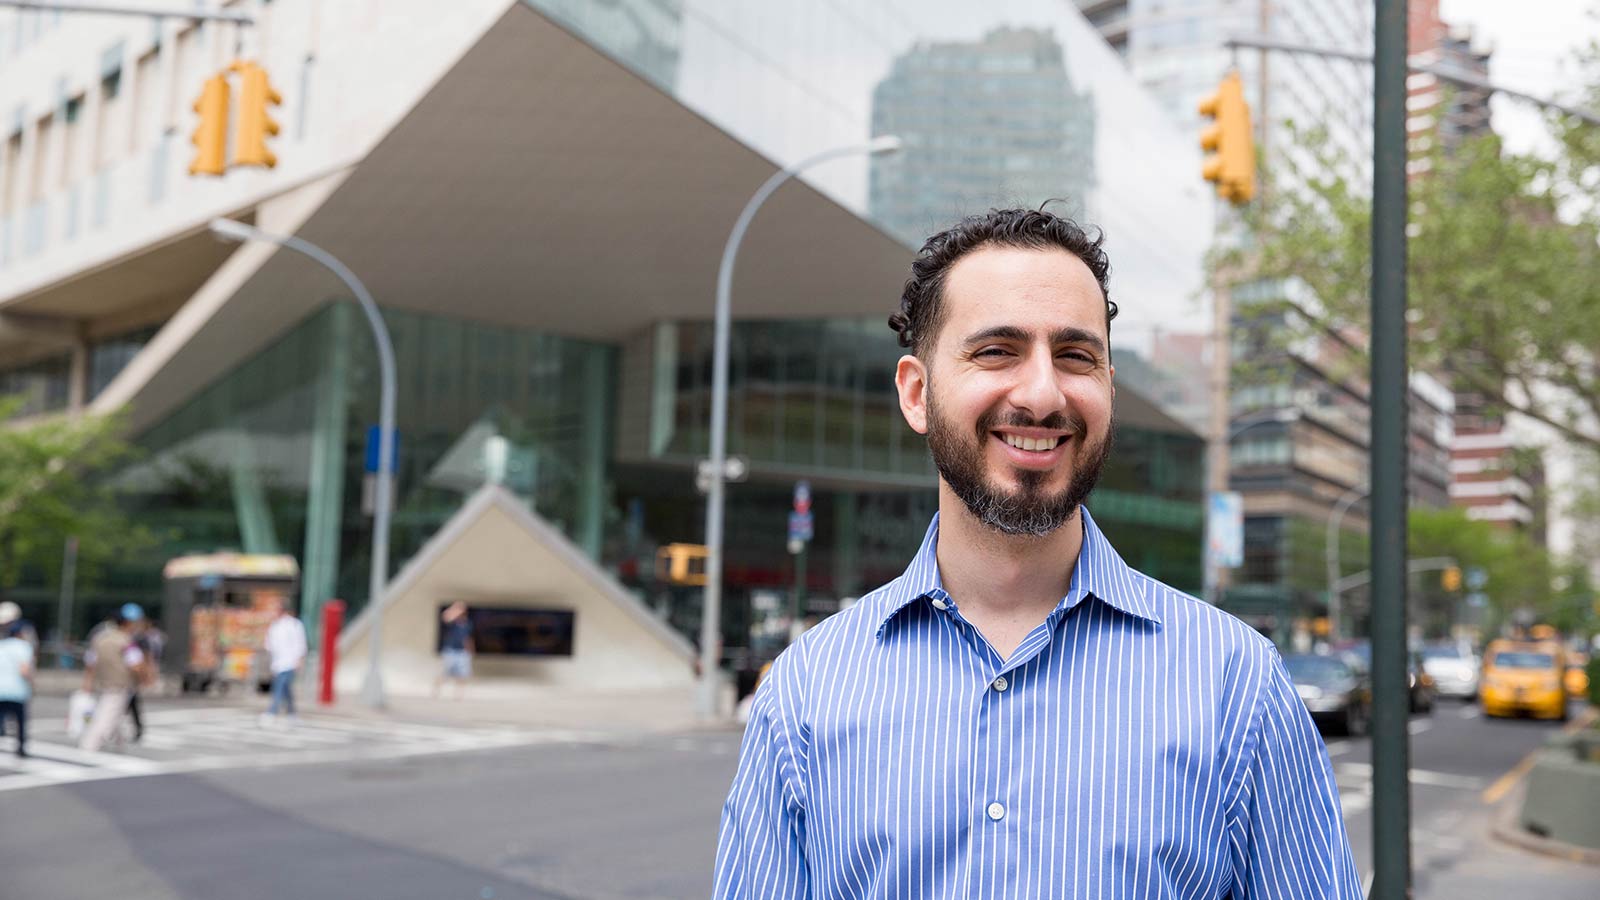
{"left": 712, "top": 208, "right": 1360, "bottom": 899}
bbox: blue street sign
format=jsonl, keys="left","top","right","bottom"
{"left": 788, "top": 510, "right": 814, "bottom": 544}
{"left": 793, "top": 480, "right": 812, "bottom": 514}
{"left": 364, "top": 425, "right": 401, "bottom": 473}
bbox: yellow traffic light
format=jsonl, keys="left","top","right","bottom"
{"left": 232, "top": 61, "right": 281, "bottom": 169}
{"left": 656, "top": 543, "right": 709, "bottom": 586}
{"left": 1198, "top": 70, "right": 1256, "bottom": 205}
{"left": 188, "top": 73, "right": 230, "bottom": 177}
{"left": 1442, "top": 566, "right": 1462, "bottom": 592}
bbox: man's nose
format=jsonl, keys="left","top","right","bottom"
{"left": 1008, "top": 348, "right": 1068, "bottom": 420}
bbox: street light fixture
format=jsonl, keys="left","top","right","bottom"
{"left": 697, "top": 135, "right": 903, "bottom": 718}
{"left": 1325, "top": 481, "right": 1371, "bottom": 644}
{"left": 1205, "top": 406, "right": 1300, "bottom": 604}
{"left": 209, "top": 217, "right": 397, "bottom": 710}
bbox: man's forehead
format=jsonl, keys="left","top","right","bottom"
{"left": 942, "top": 246, "right": 1106, "bottom": 337}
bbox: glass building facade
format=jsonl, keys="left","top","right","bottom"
{"left": 5, "top": 2, "right": 1214, "bottom": 656}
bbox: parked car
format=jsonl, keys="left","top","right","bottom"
{"left": 1332, "top": 640, "right": 1435, "bottom": 713}
{"left": 1420, "top": 641, "right": 1479, "bottom": 700}
{"left": 1564, "top": 650, "right": 1590, "bottom": 700}
{"left": 1285, "top": 652, "right": 1371, "bottom": 736}
{"left": 1479, "top": 639, "right": 1569, "bottom": 721}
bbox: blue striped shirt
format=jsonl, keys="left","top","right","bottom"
{"left": 714, "top": 508, "right": 1360, "bottom": 899}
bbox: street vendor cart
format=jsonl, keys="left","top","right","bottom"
{"left": 161, "top": 552, "right": 299, "bottom": 694}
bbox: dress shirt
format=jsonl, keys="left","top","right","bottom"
{"left": 714, "top": 508, "right": 1360, "bottom": 899}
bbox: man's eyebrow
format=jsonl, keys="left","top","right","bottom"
{"left": 961, "top": 325, "right": 1106, "bottom": 353}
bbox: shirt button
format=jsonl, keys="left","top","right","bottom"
{"left": 992, "top": 676, "right": 1009, "bottom": 692}
{"left": 930, "top": 598, "right": 948, "bottom": 611}
{"left": 987, "top": 802, "right": 1005, "bottom": 821}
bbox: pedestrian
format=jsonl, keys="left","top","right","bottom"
{"left": 0, "top": 620, "right": 35, "bottom": 758}
{"left": 713, "top": 208, "right": 1360, "bottom": 898}
{"left": 433, "top": 601, "right": 474, "bottom": 699}
{"left": 125, "top": 618, "right": 158, "bottom": 743}
{"left": 260, "top": 598, "right": 307, "bottom": 727}
{"left": 80, "top": 604, "right": 149, "bottom": 753}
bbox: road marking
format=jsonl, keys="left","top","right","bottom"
{"left": 1324, "top": 739, "right": 1350, "bottom": 757}
{"left": 1458, "top": 706, "right": 1480, "bottom": 719}
{"left": 1408, "top": 720, "right": 1432, "bottom": 735}
{"left": 1334, "top": 761, "right": 1484, "bottom": 791}
{"left": 1480, "top": 706, "right": 1599, "bottom": 805}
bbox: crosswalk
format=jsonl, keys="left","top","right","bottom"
{"left": 0, "top": 705, "right": 571, "bottom": 794}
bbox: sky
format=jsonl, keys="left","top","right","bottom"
{"left": 1440, "top": 0, "right": 1596, "bottom": 156}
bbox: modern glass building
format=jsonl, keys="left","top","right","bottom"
{"left": 1, "top": 1, "right": 1212, "bottom": 692}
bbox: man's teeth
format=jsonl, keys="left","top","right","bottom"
{"left": 1002, "top": 434, "right": 1062, "bottom": 452}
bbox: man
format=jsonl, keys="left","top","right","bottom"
{"left": 714, "top": 209, "right": 1360, "bottom": 898}
{"left": 0, "top": 620, "right": 34, "bottom": 758}
{"left": 80, "top": 604, "right": 150, "bottom": 752}
{"left": 261, "top": 599, "right": 307, "bottom": 727}
{"left": 434, "top": 602, "right": 475, "bottom": 699}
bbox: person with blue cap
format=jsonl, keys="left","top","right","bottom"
{"left": 0, "top": 616, "right": 34, "bottom": 758}
{"left": 79, "top": 603, "right": 151, "bottom": 752}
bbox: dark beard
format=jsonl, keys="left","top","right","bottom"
{"left": 925, "top": 390, "right": 1112, "bottom": 537}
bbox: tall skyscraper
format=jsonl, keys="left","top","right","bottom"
{"left": 868, "top": 27, "right": 1097, "bottom": 248}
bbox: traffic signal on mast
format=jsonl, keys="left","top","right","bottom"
{"left": 1198, "top": 71, "right": 1256, "bottom": 205}
{"left": 1441, "top": 566, "right": 1462, "bottom": 592}
{"left": 232, "top": 61, "right": 281, "bottom": 169}
{"left": 188, "top": 72, "right": 230, "bottom": 177}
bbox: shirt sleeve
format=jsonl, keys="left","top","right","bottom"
{"left": 712, "top": 654, "right": 809, "bottom": 900}
{"left": 1225, "top": 652, "right": 1363, "bottom": 899}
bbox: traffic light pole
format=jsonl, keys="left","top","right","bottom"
{"left": 1371, "top": 2, "right": 1411, "bottom": 898}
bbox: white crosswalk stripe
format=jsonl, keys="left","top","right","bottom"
{"left": 0, "top": 706, "right": 570, "bottom": 794}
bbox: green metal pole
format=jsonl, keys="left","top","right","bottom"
{"left": 1371, "top": 0, "right": 1411, "bottom": 896}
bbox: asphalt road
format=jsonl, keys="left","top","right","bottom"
{"left": 0, "top": 696, "right": 1594, "bottom": 899}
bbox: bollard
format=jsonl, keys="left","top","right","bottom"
{"left": 319, "top": 599, "right": 345, "bottom": 706}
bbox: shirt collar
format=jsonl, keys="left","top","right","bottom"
{"left": 873, "top": 506, "right": 1163, "bottom": 638}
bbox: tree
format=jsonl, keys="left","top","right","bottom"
{"left": 1216, "top": 6, "right": 1600, "bottom": 453}
{"left": 0, "top": 399, "right": 151, "bottom": 595}
{"left": 1406, "top": 507, "right": 1573, "bottom": 636}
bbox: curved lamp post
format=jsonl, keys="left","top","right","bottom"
{"left": 698, "top": 136, "right": 902, "bottom": 717}
{"left": 1205, "top": 407, "right": 1299, "bottom": 605}
{"left": 1325, "top": 481, "right": 1371, "bottom": 643}
{"left": 209, "top": 218, "right": 396, "bottom": 710}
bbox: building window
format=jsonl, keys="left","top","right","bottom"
{"left": 89, "top": 324, "right": 161, "bottom": 399}
{"left": 0, "top": 353, "right": 72, "bottom": 417}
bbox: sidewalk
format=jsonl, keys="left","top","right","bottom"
{"left": 32, "top": 667, "right": 736, "bottom": 738}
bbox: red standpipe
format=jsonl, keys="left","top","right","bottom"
{"left": 319, "top": 599, "right": 345, "bottom": 706}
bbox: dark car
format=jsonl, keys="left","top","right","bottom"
{"left": 1332, "top": 640, "right": 1435, "bottom": 714}
{"left": 1285, "top": 652, "right": 1372, "bottom": 736}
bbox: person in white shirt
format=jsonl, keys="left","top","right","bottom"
{"left": 261, "top": 599, "right": 308, "bottom": 727}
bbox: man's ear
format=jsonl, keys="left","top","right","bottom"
{"left": 896, "top": 354, "right": 930, "bottom": 435}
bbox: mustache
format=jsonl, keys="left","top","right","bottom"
{"left": 976, "top": 409, "right": 1085, "bottom": 435}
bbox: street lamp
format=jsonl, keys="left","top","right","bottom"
{"left": 209, "top": 218, "right": 397, "bottom": 710}
{"left": 697, "top": 135, "right": 903, "bottom": 718}
{"left": 1205, "top": 407, "right": 1299, "bottom": 604}
{"left": 1325, "top": 481, "right": 1371, "bottom": 644}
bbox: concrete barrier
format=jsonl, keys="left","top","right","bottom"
{"left": 1519, "top": 730, "right": 1600, "bottom": 852}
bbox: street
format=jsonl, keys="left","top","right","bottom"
{"left": 1, "top": 692, "right": 1593, "bottom": 899}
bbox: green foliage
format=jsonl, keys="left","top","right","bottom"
{"left": 0, "top": 398, "right": 152, "bottom": 591}
{"left": 1406, "top": 506, "right": 1571, "bottom": 627}
{"left": 1216, "top": 46, "right": 1600, "bottom": 454}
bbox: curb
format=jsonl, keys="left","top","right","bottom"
{"left": 1488, "top": 706, "right": 1600, "bottom": 867}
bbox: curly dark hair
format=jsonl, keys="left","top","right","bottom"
{"left": 889, "top": 207, "right": 1117, "bottom": 357}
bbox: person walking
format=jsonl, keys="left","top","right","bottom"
{"left": 0, "top": 620, "right": 35, "bottom": 758}
{"left": 433, "top": 602, "right": 474, "bottom": 699}
{"left": 80, "top": 604, "right": 149, "bottom": 753}
{"left": 260, "top": 599, "right": 307, "bottom": 727}
{"left": 713, "top": 209, "right": 1359, "bottom": 899}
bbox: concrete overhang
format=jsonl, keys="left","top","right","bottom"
{"left": 99, "top": 2, "right": 913, "bottom": 432}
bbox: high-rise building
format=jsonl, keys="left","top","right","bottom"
{"left": 1407, "top": 0, "right": 1493, "bottom": 177}
{"left": 868, "top": 27, "right": 1097, "bottom": 248}
{"left": 0, "top": 0, "right": 1214, "bottom": 697}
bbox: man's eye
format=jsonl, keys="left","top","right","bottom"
{"left": 1059, "top": 350, "right": 1095, "bottom": 363}
{"left": 975, "top": 347, "right": 1011, "bottom": 358}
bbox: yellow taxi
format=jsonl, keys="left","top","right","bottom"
{"left": 1479, "top": 639, "right": 1569, "bottom": 720}
{"left": 1565, "top": 651, "right": 1590, "bottom": 700}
